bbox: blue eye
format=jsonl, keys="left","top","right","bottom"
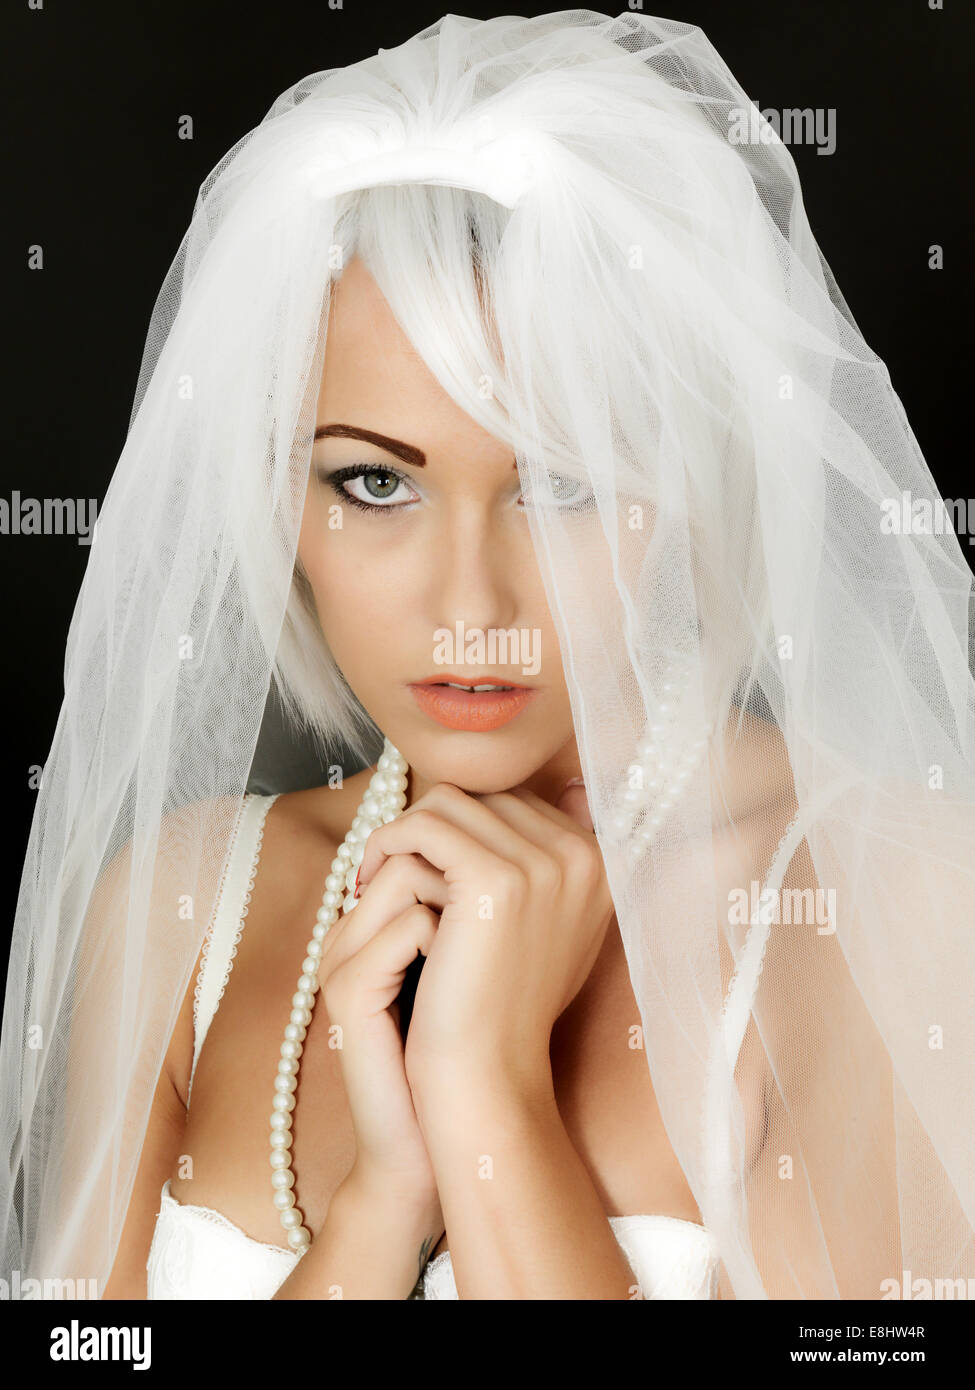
{"left": 319, "top": 464, "right": 420, "bottom": 513}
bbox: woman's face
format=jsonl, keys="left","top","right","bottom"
{"left": 297, "top": 256, "right": 581, "bottom": 800}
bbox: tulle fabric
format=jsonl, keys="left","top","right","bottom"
{"left": 2, "top": 11, "right": 973, "bottom": 1299}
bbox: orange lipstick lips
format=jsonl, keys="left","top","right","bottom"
{"left": 408, "top": 678, "right": 538, "bottom": 731}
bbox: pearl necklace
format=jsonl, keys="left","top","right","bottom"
{"left": 268, "top": 739, "right": 409, "bottom": 1254}
{"left": 608, "top": 658, "right": 712, "bottom": 861}
{"left": 268, "top": 700, "right": 710, "bottom": 1253}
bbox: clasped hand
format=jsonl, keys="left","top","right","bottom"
{"left": 317, "top": 779, "right": 614, "bottom": 1209}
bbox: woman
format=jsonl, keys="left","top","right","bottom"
{"left": 3, "top": 11, "right": 973, "bottom": 1301}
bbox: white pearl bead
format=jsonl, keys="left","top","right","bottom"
{"left": 265, "top": 739, "right": 412, "bottom": 1257}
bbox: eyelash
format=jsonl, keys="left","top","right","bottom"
{"left": 317, "top": 463, "right": 595, "bottom": 515}
{"left": 320, "top": 463, "right": 420, "bottom": 514}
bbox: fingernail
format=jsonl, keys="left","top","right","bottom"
{"left": 559, "top": 777, "right": 586, "bottom": 796}
{"left": 354, "top": 866, "right": 361, "bottom": 898}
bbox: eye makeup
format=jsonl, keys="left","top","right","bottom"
{"left": 314, "top": 461, "right": 596, "bottom": 515}
{"left": 315, "top": 462, "right": 422, "bottom": 514}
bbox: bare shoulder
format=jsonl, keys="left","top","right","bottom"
{"left": 713, "top": 706, "right": 797, "bottom": 824}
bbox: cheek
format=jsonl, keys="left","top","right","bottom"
{"left": 504, "top": 539, "right": 571, "bottom": 690}
{"left": 297, "top": 520, "right": 420, "bottom": 679}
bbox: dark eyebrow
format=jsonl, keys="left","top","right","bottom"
{"left": 314, "top": 422, "right": 426, "bottom": 467}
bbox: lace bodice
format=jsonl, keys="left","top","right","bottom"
{"left": 146, "top": 792, "right": 721, "bottom": 1300}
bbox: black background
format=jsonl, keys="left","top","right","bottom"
{"left": 4, "top": 0, "right": 973, "bottom": 954}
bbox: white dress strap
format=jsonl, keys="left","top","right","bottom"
{"left": 703, "top": 769, "right": 863, "bottom": 1298}
{"left": 719, "top": 769, "right": 861, "bottom": 1072}
{"left": 187, "top": 792, "right": 279, "bottom": 1108}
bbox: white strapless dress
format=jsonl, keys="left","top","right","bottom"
{"left": 146, "top": 793, "right": 721, "bottom": 1301}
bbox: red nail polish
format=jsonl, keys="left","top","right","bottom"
{"left": 354, "top": 866, "right": 361, "bottom": 898}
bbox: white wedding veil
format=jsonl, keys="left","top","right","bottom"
{"left": 3, "top": 10, "right": 973, "bottom": 1299}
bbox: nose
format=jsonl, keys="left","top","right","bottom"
{"left": 425, "top": 498, "right": 521, "bottom": 639}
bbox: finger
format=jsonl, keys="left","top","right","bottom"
{"left": 358, "top": 811, "right": 506, "bottom": 895}
{"left": 323, "top": 903, "right": 440, "bottom": 1022}
{"left": 474, "top": 785, "right": 595, "bottom": 855}
{"left": 508, "top": 782, "right": 594, "bottom": 834}
{"left": 395, "top": 783, "right": 539, "bottom": 867}
{"left": 553, "top": 783, "right": 593, "bottom": 832}
{"left": 480, "top": 786, "right": 611, "bottom": 914}
{"left": 319, "top": 853, "right": 448, "bottom": 978}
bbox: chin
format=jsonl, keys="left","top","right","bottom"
{"left": 388, "top": 724, "right": 555, "bottom": 795}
